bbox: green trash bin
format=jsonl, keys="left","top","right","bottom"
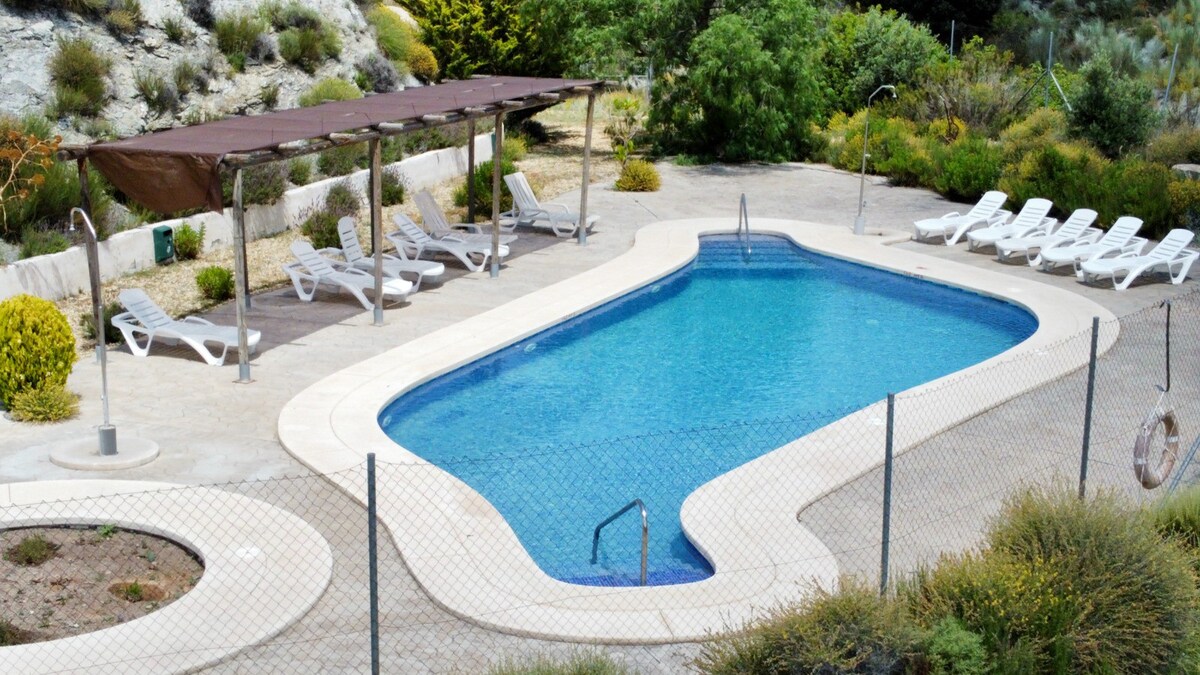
{"left": 152, "top": 225, "right": 175, "bottom": 263}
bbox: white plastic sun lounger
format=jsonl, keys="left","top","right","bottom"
{"left": 316, "top": 217, "right": 445, "bottom": 292}
{"left": 995, "top": 208, "right": 1100, "bottom": 265}
{"left": 283, "top": 240, "right": 413, "bottom": 310}
{"left": 503, "top": 171, "right": 599, "bottom": 238}
{"left": 1081, "top": 229, "right": 1198, "bottom": 291}
{"left": 386, "top": 213, "right": 508, "bottom": 273}
{"left": 965, "top": 198, "right": 1056, "bottom": 252}
{"left": 1038, "top": 216, "right": 1146, "bottom": 275}
{"left": 913, "top": 190, "right": 1009, "bottom": 245}
{"left": 414, "top": 190, "right": 518, "bottom": 247}
{"left": 112, "top": 288, "right": 261, "bottom": 366}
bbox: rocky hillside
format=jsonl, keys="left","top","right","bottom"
{"left": 0, "top": 0, "right": 413, "bottom": 139}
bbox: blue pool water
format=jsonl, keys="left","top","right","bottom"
{"left": 379, "top": 235, "right": 1037, "bottom": 586}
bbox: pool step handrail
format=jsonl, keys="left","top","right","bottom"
{"left": 737, "top": 193, "right": 752, "bottom": 258}
{"left": 591, "top": 498, "right": 648, "bottom": 586}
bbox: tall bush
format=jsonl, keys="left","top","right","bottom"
{"left": 932, "top": 136, "right": 1003, "bottom": 202}
{"left": 0, "top": 295, "right": 77, "bottom": 408}
{"left": 1068, "top": 56, "right": 1159, "bottom": 158}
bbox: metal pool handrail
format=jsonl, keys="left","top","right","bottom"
{"left": 591, "top": 498, "right": 648, "bottom": 586}
{"left": 737, "top": 193, "right": 751, "bottom": 258}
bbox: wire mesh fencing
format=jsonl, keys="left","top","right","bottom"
{"left": 1, "top": 290, "right": 1198, "bottom": 673}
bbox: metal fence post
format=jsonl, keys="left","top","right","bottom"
{"left": 880, "top": 393, "right": 895, "bottom": 595}
{"left": 1079, "top": 317, "right": 1100, "bottom": 500}
{"left": 367, "top": 453, "right": 380, "bottom": 674}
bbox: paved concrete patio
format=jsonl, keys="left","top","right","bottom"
{"left": 1, "top": 162, "right": 1195, "bottom": 672}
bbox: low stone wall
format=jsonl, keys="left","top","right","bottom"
{"left": 0, "top": 135, "right": 493, "bottom": 302}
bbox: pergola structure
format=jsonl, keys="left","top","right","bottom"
{"left": 59, "top": 76, "right": 606, "bottom": 383}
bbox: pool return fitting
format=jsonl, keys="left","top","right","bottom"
{"left": 592, "top": 498, "right": 649, "bottom": 586}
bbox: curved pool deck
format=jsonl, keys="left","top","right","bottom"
{"left": 278, "top": 218, "right": 1117, "bottom": 643}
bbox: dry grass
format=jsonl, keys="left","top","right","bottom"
{"left": 57, "top": 98, "right": 625, "bottom": 353}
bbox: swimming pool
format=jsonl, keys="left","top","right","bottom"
{"left": 379, "top": 234, "right": 1037, "bottom": 586}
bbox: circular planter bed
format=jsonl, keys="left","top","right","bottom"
{"left": 0, "top": 526, "right": 202, "bottom": 645}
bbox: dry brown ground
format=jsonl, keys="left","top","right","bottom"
{"left": 0, "top": 526, "right": 202, "bottom": 644}
{"left": 57, "top": 97, "right": 624, "bottom": 353}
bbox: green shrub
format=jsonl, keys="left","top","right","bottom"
{"left": 932, "top": 136, "right": 1003, "bottom": 203}
{"left": 875, "top": 133, "right": 937, "bottom": 187}
{"left": 172, "top": 60, "right": 206, "bottom": 97}
{"left": 298, "top": 78, "right": 362, "bottom": 108}
{"left": 299, "top": 209, "right": 339, "bottom": 249}
{"left": 318, "top": 145, "right": 365, "bottom": 177}
{"left": 134, "top": 71, "right": 178, "bottom": 116}
{"left": 163, "top": 16, "right": 189, "bottom": 43}
{"left": 1069, "top": 56, "right": 1159, "bottom": 159}
{"left": 614, "top": 160, "right": 661, "bottom": 192}
{"left": 910, "top": 488, "right": 1200, "bottom": 673}
{"left": 925, "top": 617, "right": 987, "bottom": 675}
{"left": 214, "top": 11, "right": 268, "bottom": 72}
{"left": 9, "top": 383, "right": 80, "bottom": 423}
{"left": 1154, "top": 483, "right": 1200, "bottom": 569}
{"left": 915, "top": 38, "right": 1032, "bottom": 137}
{"left": 260, "top": 82, "right": 280, "bottom": 110}
{"left": 407, "top": 42, "right": 439, "bottom": 82}
{"left": 49, "top": 37, "right": 111, "bottom": 118}
{"left": 0, "top": 295, "right": 76, "bottom": 408}
{"left": 697, "top": 578, "right": 923, "bottom": 674}
{"left": 172, "top": 221, "right": 205, "bottom": 260}
{"left": 324, "top": 179, "right": 361, "bottom": 218}
{"left": 381, "top": 167, "right": 405, "bottom": 206}
{"left": 195, "top": 265, "right": 234, "bottom": 301}
{"left": 367, "top": 5, "right": 413, "bottom": 62}
{"left": 1170, "top": 178, "right": 1200, "bottom": 234}
{"left": 1147, "top": 127, "right": 1200, "bottom": 167}
{"left": 999, "top": 141, "right": 1109, "bottom": 222}
{"left": 453, "top": 158, "right": 516, "bottom": 214}
{"left": 19, "top": 228, "right": 71, "bottom": 259}
{"left": 221, "top": 163, "right": 287, "bottom": 207}
{"left": 1104, "top": 160, "right": 1174, "bottom": 238}
{"left": 103, "top": 0, "right": 144, "bottom": 36}
{"left": 288, "top": 158, "right": 313, "bottom": 186}
{"left": 501, "top": 135, "right": 527, "bottom": 163}
{"left": 4, "top": 534, "right": 59, "bottom": 566}
{"left": 278, "top": 25, "right": 341, "bottom": 74}
{"left": 997, "top": 108, "right": 1069, "bottom": 165}
{"left": 488, "top": 651, "right": 634, "bottom": 675}
{"left": 78, "top": 300, "right": 124, "bottom": 345}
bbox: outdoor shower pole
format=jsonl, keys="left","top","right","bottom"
{"left": 854, "top": 85, "right": 896, "bottom": 236}
{"left": 231, "top": 169, "right": 252, "bottom": 383}
{"left": 1079, "top": 316, "right": 1100, "bottom": 500}
{"left": 69, "top": 202, "right": 117, "bottom": 456}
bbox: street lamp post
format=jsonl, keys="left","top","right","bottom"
{"left": 853, "top": 85, "right": 896, "bottom": 236}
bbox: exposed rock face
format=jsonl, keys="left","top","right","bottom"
{"left": 0, "top": 0, "right": 391, "bottom": 139}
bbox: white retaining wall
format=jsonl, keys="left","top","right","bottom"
{"left": 0, "top": 134, "right": 493, "bottom": 302}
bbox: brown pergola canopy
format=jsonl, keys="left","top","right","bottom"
{"left": 79, "top": 77, "right": 603, "bottom": 213}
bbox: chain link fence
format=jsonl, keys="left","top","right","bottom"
{"left": 1, "top": 290, "right": 1198, "bottom": 673}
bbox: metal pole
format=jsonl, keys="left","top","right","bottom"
{"left": 949, "top": 20, "right": 955, "bottom": 57}
{"left": 1164, "top": 300, "right": 1172, "bottom": 392}
{"left": 367, "top": 453, "right": 380, "bottom": 675}
{"left": 1165, "top": 44, "right": 1180, "bottom": 110}
{"left": 70, "top": 186, "right": 118, "bottom": 456}
{"left": 854, "top": 86, "right": 894, "bottom": 235}
{"left": 578, "top": 92, "right": 596, "bottom": 246}
{"left": 77, "top": 160, "right": 101, "bottom": 367}
{"left": 880, "top": 393, "right": 895, "bottom": 595}
{"left": 466, "top": 119, "right": 476, "bottom": 224}
{"left": 490, "top": 111, "right": 504, "bottom": 278}
{"left": 231, "top": 169, "right": 252, "bottom": 384}
{"left": 1045, "top": 31, "right": 1054, "bottom": 107}
{"left": 369, "top": 139, "right": 384, "bottom": 327}
{"left": 1079, "top": 316, "right": 1100, "bottom": 499}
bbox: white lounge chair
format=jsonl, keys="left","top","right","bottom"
{"left": 995, "top": 208, "right": 1100, "bottom": 265}
{"left": 111, "top": 288, "right": 261, "bottom": 366}
{"left": 966, "top": 198, "right": 1056, "bottom": 252}
{"left": 503, "top": 171, "right": 599, "bottom": 238}
{"left": 414, "top": 190, "right": 518, "bottom": 247}
{"left": 283, "top": 240, "right": 413, "bottom": 310}
{"left": 913, "top": 190, "right": 1009, "bottom": 245}
{"left": 318, "top": 217, "right": 445, "bottom": 292}
{"left": 1081, "top": 229, "right": 1198, "bottom": 291}
{"left": 385, "top": 214, "right": 508, "bottom": 273}
{"left": 1038, "top": 216, "right": 1146, "bottom": 275}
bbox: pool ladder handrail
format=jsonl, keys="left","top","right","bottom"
{"left": 737, "top": 193, "right": 752, "bottom": 258}
{"left": 591, "top": 498, "right": 648, "bottom": 586}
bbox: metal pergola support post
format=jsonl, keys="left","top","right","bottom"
{"left": 231, "top": 168, "right": 252, "bottom": 383}
{"left": 369, "top": 138, "right": 385, "bottom": 326}
{"left": 578, "top": 92, "right": 596, "bottom": 246}
{"left": 490, "top": 111, "right": 504, "bottom": 279}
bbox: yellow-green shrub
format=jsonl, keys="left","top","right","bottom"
{"left": 1147, "top": 126, "right": 1200, "bottom": 166}
{"left": 1169, "top": 178, "right": 1200, "bottom": 232}
{"left": 932, "top": 136, "right": 1003, "bottom": 203}
{"left": 195, "top": 265, "right": 234, "bottom": 301}
{"left": 0, "top": 294, "right": 76, "bottom": 408}
{"left": 998, "top": 108, "right": 1069, "bottom": 164}
{"left": 407, "top": 42, "right": 439, "bottom": 83}
{"left": 9, "top": 383, "right": 79, "bottom": 423}
{"left": 998, "top": 141, "right": 1109, "bottom": 219}
{"left": 614, "top": 159, "right": 661, "bottom": 192}
{"left": 823, "top": 111, "right": 918, "bottom": 174}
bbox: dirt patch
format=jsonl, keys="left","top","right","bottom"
{"left": 0, "top": 526, "right": 203, "bottom": 645}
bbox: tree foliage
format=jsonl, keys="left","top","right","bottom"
{"left": 411, "top": 0, "right": 563, "bottom": 79}
{"left": 1068, "top": 55, "right": 1159, "bottom": 157}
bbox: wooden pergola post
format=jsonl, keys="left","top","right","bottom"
{"left": 490, "top": 111, "right": 504, "bottom": 278}
{"left": 578, "top": 92, "right": 596, "bottom": 246}
{"left": 231, "top": 169, "right": 252, "bottom": 383}
{"left": 466, "top": 119, "right": 476, "bottom": 224}
{"left": 369, "top": 138, "right": 384, "bottom": 326}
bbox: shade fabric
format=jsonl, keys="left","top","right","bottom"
{"left": 86, "top": 77, "right": 602, "bottom": 214}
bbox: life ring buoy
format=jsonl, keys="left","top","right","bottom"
{"left": 1134, "top": 409, "right": 1181, "bottom": 489}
